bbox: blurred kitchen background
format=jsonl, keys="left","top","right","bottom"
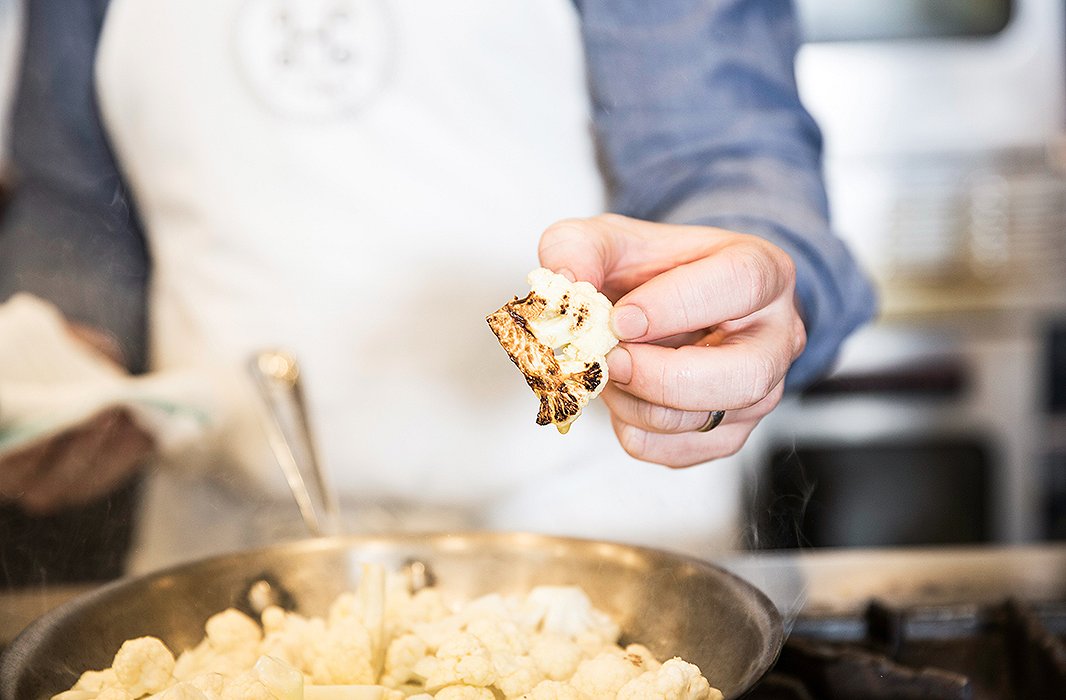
{"left": 751, "top": 0, "right": 1066, "bottom": 550}
{"left": 1, "top": 0, "right": 1065, "bottom": 555}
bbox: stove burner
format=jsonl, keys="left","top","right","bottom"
{"left": 749, "top": 599, "right": 1066, "bottom": 699}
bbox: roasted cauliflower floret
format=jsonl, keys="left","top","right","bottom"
{"left": 487, "top": 267, "right": 618, "bottom": 433}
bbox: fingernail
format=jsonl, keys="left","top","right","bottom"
{"left": 611, "top": 305, "right": 648, "bottom": 340}
{"left": 606, "top": 346, "right": 632, "bottom": 384}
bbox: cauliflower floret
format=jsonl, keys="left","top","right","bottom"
{"left": 260, "top": 605, "right": 287, "bottom": 634}
{"left": 112, "top": 636, "right": 176, "bottom": 698}
{"left": 389, "top": 588, "right": 449, "bottom": 633}
{"left": 261, "top": 605, "right": 376, "bottom": 684}
{"left": 524, "top": 268, "right": 617, "bottom": 360}
{"left": 252, "top": 655, "right": 303, "bottom": 700}
{"left": 414, "top": 633, "right": 496, "bottom": 691}
{"left": 487, "top": 267, "right": 618, "bottom": 433}
{"left": 308, "top": 616, "right": 376, "bottom": 685}
{"left": 217, "top": 671, "right": 274, "bottom": 700}
{"left": 54, "top": 689, "right": 131, "bottom": 700}
{"left": 148, "top": 682, "right": 209, "bottom": 700}
{"left": 519, "top": 680, "right": 591, "bottom": 700}
{"left": 55, "top": 571, "right": 718, "bottom": 700}
{"left": 72, "top": 668, "right": 121, "bottom": 693}
{"left": 184, "top": 673, "right": 226, "bottom": 700}
{"left": 326, "top": 591, "right": 361, "bottom": 627}
{"left": 568, "top": 649, "right": 649, "bottom": 698}
{"left": 301, "top": 688, "right": 403, "bottom": 700}
{"left": 615, "top": 658, "right": 721, "bottom": 700}
{"left": 256, "top": 609, "right": 322, "bottom": 670}
{"left": 432, "top": 687, "right": 495, "bottom": 700}
{"left": 466, "top": 616, "right": 528, "bottom": 657}
{"left": 380, "top": 633, "right": 429, "bottom": 688}
{"left": 528, "top": 633, "right": 585, "bottom": 681}
{"left": 622, "top": 644, "right": 662, "bottom": 672}
{"left": 174, "top": 609, "right": 262, "bottom": 680}
{"left": 205, "top": 610, "right": 261, "bottom": 659}
{"left": 490, "top": 652, "right": 543, "bottom": 698}
{"left": 521, "top": 587, "right": 620, "bottom": 648}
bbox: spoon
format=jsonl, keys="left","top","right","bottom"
{"left": 247, "top": 349, "right": 342, "bottom": 537}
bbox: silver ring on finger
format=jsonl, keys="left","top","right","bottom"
{"left": 695, "top": 410, "right": 726, "bottom": 433}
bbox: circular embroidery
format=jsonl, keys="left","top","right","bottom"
{"left": 233, "top": 0, "right": 394, "bottom": 120}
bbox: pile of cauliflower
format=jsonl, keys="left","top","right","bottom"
{"left": 53, "top": 565, "right": 722, "bottom": 700}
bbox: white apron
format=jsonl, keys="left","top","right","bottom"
{"left": 94, "top": 0, "right": 743, "bottom": 573}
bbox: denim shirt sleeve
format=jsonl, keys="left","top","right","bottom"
{"left": 0, "top": 0, "right": 149, "bottom": 372}
{"left": 575, "top": 0, "right": 878, "bottom": 389}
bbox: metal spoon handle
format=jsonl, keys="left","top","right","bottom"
{"left": 248, "top": 350, "right": 342, "bottom": 537}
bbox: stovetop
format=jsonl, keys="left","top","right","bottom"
{"left": 720, "top": 545, "right": 1066, "bottom": 699}
{"left": 749, "top": 599, "right": 1066, "bottom": 699}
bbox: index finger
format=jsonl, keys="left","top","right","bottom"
{"left": 537, "top": 214, "right": 722, "bottom": 300}
{"left": 607, "top": 316, "right": 799, "bottom": 410}
{"left": 611, "top": 238, "right": 796, "bottom": 343}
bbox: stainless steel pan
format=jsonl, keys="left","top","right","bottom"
{"left": 0, "top": 532, "right": 783, "bottom": 699}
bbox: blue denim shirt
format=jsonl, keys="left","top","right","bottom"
{"left": 0, "top": 0, "right": 876, "bottom": 387}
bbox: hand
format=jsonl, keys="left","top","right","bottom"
{"left": 538, "top": 214, "right": 806, "bottom": 468}
{"left": 0, "top": 324, "right": 155, "bottom": 515}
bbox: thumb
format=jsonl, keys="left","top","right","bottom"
{"left": 536, "top": 216, "right": 616, "bottom": 290}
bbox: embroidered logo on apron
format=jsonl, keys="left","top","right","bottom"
{"left": 233, "top": 0, "right": 394, "bottom": 120}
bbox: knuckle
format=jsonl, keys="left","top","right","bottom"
{"left": 792, "top": 317, "right": 808, "bottom": 358}
{"left": 639, "top": 402, "right": 690, "bottom": 433}
{"left": 543, "top": 217, "right": 584, "bottom": 232}
{"left": 538, "top": 220, "right": 585, "bottom": 261}
{"left": 733, "top": 245, "right": 774, "bottom": 310}
{"left": 740, "top": 350, "right": 778, "bottom": 405}
{"left": 660, "top": 361, "right": 699, "bottom": 410}
{"left": 540, "top": 217, "right": 592, "bottom": 246}
{"left": 732, "top": 238, "right": 795, "bottom": 308}
{"left": 719, "top": 432, "right": 748, "bottom": 458}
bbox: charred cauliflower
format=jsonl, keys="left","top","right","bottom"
{"left": 487, "top": 268, "right": 618, "bottom": 433}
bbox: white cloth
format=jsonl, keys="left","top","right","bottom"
{"left": 0, "top": 294, "right": 214, "bottom": 459}
{"left": 93, "top": 0, "right": 743, "bottom": 572}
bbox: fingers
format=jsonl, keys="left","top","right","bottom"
{"left": 0, "top": 440, "right": 52, "bottom": 500}
{"left": 606, "top": 305, "right": 803, "bottom": 411}
{"left": 11, "top": 409, "right": 153, "bottom": 515}
{"left": 537, "top": 215, "right": 795, "bottom": 339}
{"left": 538, "top": 214, "right": 720, "bottom": 299}
{"left": 17, "top": 411, "right": 116, "bottom": 514}
{"left": 537, "top": 216, "right": 620, "bottom": 291}
{"left": 539, "top": 214, "right": 807, "bottom": 469}
{"left": 88, "top": 410, "right": 155, "bottom": 497}
{"left": 600, "top": 384, "right": 720, "bottom": 433}
{"left": 610, "top": 237, "right": 796, "bottom": 343}
{"left": 67, "top": 323, "right": 126, "bottom": 367}
{"left": 606, "top": 381, "right": 785, "bottom": 468}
